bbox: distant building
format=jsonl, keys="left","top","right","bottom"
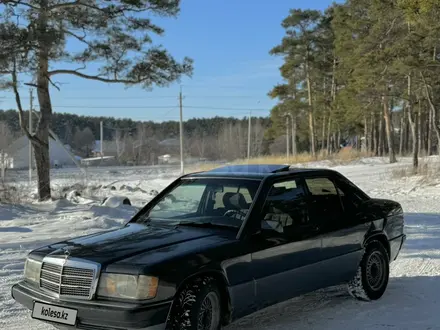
{"left": 157, "top": 138, "right": 181, "bottom": 164}
{"left": 80, "top": 156, "right": 118, "bottom": 167}
{"left": 92, "top": 140, "right": 119, "bottom": 158}
{"left": 158, "top": 154, "right": 179, "bottom": 164}
{"left": 6, "top": 134, "right": 76, "bottom": 169}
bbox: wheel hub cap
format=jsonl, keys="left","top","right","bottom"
{"left": 197, "top": 292, "right": 220, "bottom": 330}
{"left": 366, "top": 251, "right": 386, "bottom": 291}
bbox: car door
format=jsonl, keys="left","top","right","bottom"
{"left": 249, "top": 177, "right": 325, "bottom": 309}
{"left": 303, "top": 175, "right": 368, "bottom": 287}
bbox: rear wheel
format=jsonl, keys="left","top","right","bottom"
{"left": 348, "top": 241, "right": 389, "bottom": 301}
{"left": 167, "top": 277, "right": 222, "bottom": 330}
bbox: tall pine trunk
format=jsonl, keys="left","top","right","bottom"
{"left": 372, "top": 113, "right": 377, "bottom": 154}
{"left": 417, "top": 100, "right": 422, "bottom": 155}
{"left": 291, "top": 116, "right": 297, "bottom": 157}
{"left": 399, "top": 105, "right": 405, "bottom": 156}
{"left": 321, "top": 114, "right": 326, "bottom": 152}
{"left": 427, "top": 107, "right": 432, "bottom": 155}
{"left": 337, "top": 128, "right": 341, "bottom": 150}
{"left": 422, "top": 73, "right": 440, "bottom": 156}
{"left": 404, "top": 116, "right": 410, "bottom": 155}
{"left": 306, "top": 59, "right": 315, "bottom": 157}
{"left": 429, "top": 102, "right": 440, "bottom": 155}
{"left": 34, "top": 0, "right": 52, "bottom": 200}
{"left": 378, "top": 115, "right": 383, "bottom": 156}
{"left": 326, "top": 117, "right": 332, "bottom": 155}
{"left": 383, "top": 94, "right": 397, "bottom": 163}
{"left": 327, "top": 57, "right": 336, "bottom": 155}
{"left": 363, "top": 116, "right": 368, "bottom": 152}
{"left": 407, "top": 75, "right": 418, "bottom": 171}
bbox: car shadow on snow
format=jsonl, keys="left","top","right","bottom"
{"left": 401, "top": 213, "right": 440, "bottom": 255}
{"left": 225, "top": 275, "right": 440, "bottom": 330}
{"left": 0, "top": 227, "right": 32, "bottom": 233}
{"left": 0, "top": 204, "right": 40, "bottom": 222}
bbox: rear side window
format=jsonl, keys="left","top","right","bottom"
{"left": 306, "top": 177, "right": 338, "bottom": 196}
{"left": 304, "top": 177, "right": 343, "bottom": 223}
{"left": 333, "top": 177, "right": 367, "bottom": 214}
{"left": 260, "top": 178, "right": 308, "bottom": 235}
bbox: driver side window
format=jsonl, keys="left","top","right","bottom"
{"left": 261, "top": 179, "right": 308, "bottom": 235}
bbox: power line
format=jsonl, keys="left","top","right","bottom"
{"left": 184, "top": 106, "right": 269, "bottom": 112}
{"left": 182, "top": 84, "right": 272, "bottom": 91}
{"left": 0, "top": 95, "right": 264, "bottom": 100}
{"left": 102, "top": 109, "right": 178, "bottom": 131}
{"left": 36, "top": 105, "right": 179, "bottom": 109}
{"left": 30, "top": 105, "right": 270, "bottom": 111}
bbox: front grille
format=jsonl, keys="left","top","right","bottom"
{"left": 40, "top": 258, "right": 98, "bottom": 300}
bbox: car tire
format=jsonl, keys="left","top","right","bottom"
{"left": 167, "top": 276, "right": 222, "bottom": 330}
{"left": 348, "top": 240, "right": 390, "bottom": 301}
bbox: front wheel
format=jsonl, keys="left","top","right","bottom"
{"left": 167, "top": 277, "right": 222, "bottom": 330}
{"left": 348, "top": 241, "right": 390, "bottom": 301}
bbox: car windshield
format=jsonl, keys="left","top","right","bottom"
{"left": 136, "top": 178, "right": 261, "bottom": 229}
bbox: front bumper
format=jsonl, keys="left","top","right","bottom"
{"left": 11, "top": 281, "right": 171, "bottom": 330}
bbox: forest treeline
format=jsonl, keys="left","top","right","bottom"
{"left": 0, "top": 109, "right": 272, "bottom": 161}
{"left": 268, "top": 0, "right": 440, "bottom": 170}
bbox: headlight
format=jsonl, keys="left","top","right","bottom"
{"left": 24, "top": 258, "right": 42, "bottom": 284}
{"left": 97, "top": 274, "right": 158, "bottom": 300}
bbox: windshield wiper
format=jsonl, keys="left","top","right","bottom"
{"left": 176, "top": 221, "right": 236, "bottom": 230}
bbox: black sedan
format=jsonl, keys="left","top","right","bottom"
{"left": 11, "top": 164, "right": 406, "bottom": 330}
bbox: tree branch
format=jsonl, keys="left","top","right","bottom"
{"left": 48, "top": 69, "right": 140, "bottom": 84}
{"left": 421, "top": 71, "right": 437, "bottom": 113}
{"left": 24, "top": 82, "right": 38, "bottom": 88}
{"left": 1, "top": 0, "right": 39, "bottom": 10}
{"left": 49, "top": 1, "right": 145, "bottom": 14}
{"left": 61, "top": 29, "right": 92, "bottom": 47}
{"left": 49, "top": 1, "right": 103, "bottom": 12}
{"left": 48, "top": 76, "right": 61, "bottom": 91}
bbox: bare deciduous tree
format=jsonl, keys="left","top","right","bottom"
{"left": 114, "top": 129, "right": 126, "bottom": 161}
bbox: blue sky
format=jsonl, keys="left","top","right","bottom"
{"left": 0, "top": 0, "right": 338, "bottom": 122}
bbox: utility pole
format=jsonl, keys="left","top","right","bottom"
{"left": 247, "top": 110, "right": 251, "bottom": 161}
{"left": 179, "top": 86, "right": 184, "bottom": 174}
{"left": 100, "top": 121, "right": 104, "bottom": 160}
{"left": 29, "top": 89, "right": 33, "bottom": 185}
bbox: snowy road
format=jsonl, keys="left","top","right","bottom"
{"left": 1, "top": 158, "right": 440, "bottom": 329}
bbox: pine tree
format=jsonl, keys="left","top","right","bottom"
{"left": 0, "top": 0, "right": 193, "bottom": 200}
{"left": 270, "top": 9, "right": 323, "bottom": 157}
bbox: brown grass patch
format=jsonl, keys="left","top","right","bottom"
{"left": 189, "top": 150, "right": 373, "bottom": 173}
{"left": 391, "top": 159, "right": 440, "bottom": 180}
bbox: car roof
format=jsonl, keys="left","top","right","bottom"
{"left": 186, "top": 164, "right": 339, "bottom": 180}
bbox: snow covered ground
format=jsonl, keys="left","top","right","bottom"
{"left": 1, "top": 158, "right": 440, "bottom": 329}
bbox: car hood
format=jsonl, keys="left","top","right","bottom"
{"left": 32, "top": 223, "right": 222, "bottom": 266}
